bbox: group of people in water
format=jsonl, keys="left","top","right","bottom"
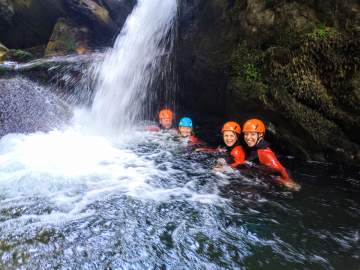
{"left": 147, "top": 108, "right": 301, "bottom": 191}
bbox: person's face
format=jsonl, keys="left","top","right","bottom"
{"left": 159, "top": 117, "right": 172, "bottom": 129}
{"left": 244, "top": 132, "right": 260, "bottom": 147}
{"left": 223, "top": 131, "right": 238, "bottom": 147}
{"left": 179, "top": 126, "right": 192, "bottom": 137}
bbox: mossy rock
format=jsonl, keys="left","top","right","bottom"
{"left": 5, "top": 49, "right": 33, "bottom": 61}
{"left": 45, "top": 17, "right": 90, "bottom": 56}
{"left": 0, "top": 42, "right": 8, "bottom": 61}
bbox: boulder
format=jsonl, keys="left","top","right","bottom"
{"left": 45, "top": 18, "right": 90, "bottom": 56}
{"left": 0, "top": 77, "right": 69, "bottom": 137}
{"left": 62, "top": 0, "right": 117, "bottom": 44}
{"left": 0, "top": 0, "right": 14, "bottom": 28}
{"left": 0, "top": 42, "right": 8, "bottom": 61}
{"left": 100, "top": 0, "right": 136, "bottom": 27}
{"left": 5, "top": 49, "right": 33, "bottom": 61}
{"left": 0, "top": 0, "right": 66, "bottom": 49}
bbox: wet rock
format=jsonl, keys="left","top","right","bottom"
{"left": 177, "top": 0, "right": 360, "bottom": 164}
{"left": 5, "top": 49, "right": 33, "bottom": 62}
{"left": 0, "top": 0, "right": 15, "bottom": 27}
{"left": 45, "top": 18, "right": 90, "bottom": 57}
{"left": 0, "top": 77, "right": 70, "bottom": 137}
{"left": 62, "top": 0, "right": 117, "bottom": 43}
{"left": 100, "top": 0, "right": 136, "bottom": 28}
{"left": 0, "top": 0, "right": 66, "bottom": 49}
{"left": 245, "top": 0, "right": 275, "bottom": 30}
{"left": 0, "top": 0, "right": 136, "bottom": 51}
{"left": 0, "top": 42, "right": 8, "bottom": 61}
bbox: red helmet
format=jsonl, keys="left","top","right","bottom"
{"left": 221, "top": 121, "right": 241, "bottom": 134}
{"left": 243, "top": 119, "right": 266, "bottom": 133}
{"left": 159, "top": 109, "right": 173, "bottom": 119}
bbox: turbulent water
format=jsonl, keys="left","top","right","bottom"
{"left": 0, "top": 129, "right": 359, "bottom": 269}
{"left": 1, "top": 0, "right": 360, "bottom": 269}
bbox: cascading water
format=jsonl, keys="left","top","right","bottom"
{"left": 91, "top": 0, "right": 178, "bottom": 133}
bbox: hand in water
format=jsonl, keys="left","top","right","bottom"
{"left": 285, "top": 181, "right": 301, "bottom": 191}
{"left": 277, "top": 177, "right": 301, "bottom": 191}
{"left": 212, "top": 158, "right": 228, "bottom": 172}
{"left": 216, "top": 158, "right": 227, "bottom": 166}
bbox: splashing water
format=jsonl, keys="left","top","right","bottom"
{"left": 91, "top": 0, "right": 177, "bottom": 134}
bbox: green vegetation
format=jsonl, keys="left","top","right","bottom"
{"left": 7, "top": 49, "right": 33, "bottom": 61}
{"left": 243, "top": 63, "right": 261, "bottom": 83}
{"left": 306, "top": 24, "right": 337, "bottom": 40}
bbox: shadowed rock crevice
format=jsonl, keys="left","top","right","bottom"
{"left": 176, "top": 0, "right": 360, "bottom": 164}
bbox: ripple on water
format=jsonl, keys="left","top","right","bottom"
{"left": 1, "top": 128, "right": 360, "bottom": 269}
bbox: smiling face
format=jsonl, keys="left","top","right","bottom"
{"left": 159, "top": 117, "right": 173, "bottom": 129}
{"left": 244, "top": 131, "right": 261, "bottom": 147}
{"left": 223, "top": 131, "right": 238, "bottom": 147}
{"left": 179, "top": 126, "right": 192, "bottom": 137}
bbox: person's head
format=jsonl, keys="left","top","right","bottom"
{"left": 221, "top": 121, "right": 241, "bottom": 147}
{"left": 243, "top": 119, "right": 266, "bottom": 147}
{"left": 178, "top": 117, "right": 193, "bottom": 137}
{"left": 159, "top": 109, "right": 174, "bottom": 129}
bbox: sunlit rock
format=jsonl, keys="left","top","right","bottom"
{"left": 45, "top": 18, "right": 90, "bottom": 57}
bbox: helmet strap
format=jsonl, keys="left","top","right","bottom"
{"left": 256, "top": 133, "right": 264, "bottom": 145}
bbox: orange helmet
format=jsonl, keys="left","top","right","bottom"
{"left": 221, "top": 121, "right": 241, "bottom": 134}
{"left": 243, "top": 119, "right": 266, "bottom": 133}
{"left": 159, "top": 109, "right": 173, "bottom": 119}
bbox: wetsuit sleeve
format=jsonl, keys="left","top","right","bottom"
{"left": 195, "top": 146, "right": 225, "bottom": 153}
{"left": 189, "top": 136, "right": 204, "bottom": 145}
{"left": 229, "top": 146, "right": 246, "bottom": 168}
{"left": 257, "top": 148, "right": 291, "bottom": 182}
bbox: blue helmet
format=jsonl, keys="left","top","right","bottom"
{"left": 179, "top": 117, "right": 193, "bottom": 128}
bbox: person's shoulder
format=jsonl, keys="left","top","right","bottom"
{"left": 256, "top": 139, "right": 270, "bottom": 149}
{"left": 189, "top": 135, "right": 203, "bottom": 144}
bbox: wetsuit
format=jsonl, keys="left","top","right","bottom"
{"left": 146, "top": 124, "right": 176, "bottom": 133}
{"left": 244, "top": 139, "right": 292, "bottom": 183}
{"left": 225, "top": 144, "right": 246, "bottom": 168}
{"left": 187, "top": 135, "right": 204, "bottom": 145}
{"left": 199, "top": 144, "right": 245, "bottom": 169}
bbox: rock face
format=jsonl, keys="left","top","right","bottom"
{"left": 0, "top": 77, "right": 70, "bottom": 136}
{"left": 177, "top": 0, "right": 360, "bottom": 164}
{"left": 62, "top": 0, "right": 116, "bottom": 46}
{"left": 101, "top": 0, "right": 136, "bottom": 28}
{"left": 0, "top": 0, "right": 136, "bottom": 51}
{"left": 0, "top": 0, "right": 66, "bottom": 48}
{"left": 45, "top": 18, "right": 90, "bottom": 56}
{"left": 0, "top": 42, "right": 8, "bottom": 61}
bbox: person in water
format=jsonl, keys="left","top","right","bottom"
{"left": 146, "top": 108, "right": 175, "bottom": 132}
{"left": 178, "top": 117, "right": 203, "bottom": 145}
{"left": 196, "top": 121, "right": 245, "bottom": 171}
{"left": 242, "top": 118, "right": 301, "bottom": 191}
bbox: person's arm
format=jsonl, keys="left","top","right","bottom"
{"left": 189, "top": 135, "right": 204, "bottom": 145}
{"left": 229, "top": 146, "right": 246, "bottom": 168}
{"left": 195, "top": 146, "right": 226, "bottom": 153}
{"left": 258, "top": 148, "right": 301, "bottom": 191}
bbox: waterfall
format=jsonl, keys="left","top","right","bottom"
{"left": 91, "top": 0, "right": 178, "bottom": 134}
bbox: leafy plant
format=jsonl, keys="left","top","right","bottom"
{"left": 243, "top": 63, "right": 260, "bottom": 82}
{"left": 307, "top": 24, "right": 337, "bottom": 40}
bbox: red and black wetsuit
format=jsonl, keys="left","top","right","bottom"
{"left": 187, "top": 135, "right": 204, "bottom": 146}
{"left": 146, "top": 125, "right": 176, "bottom": 132}
{"left": 244, "top": 139, "right": 292, "bottom": 183}
{"left": 223, "top": 144, "right": 246, "bottom": 168}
